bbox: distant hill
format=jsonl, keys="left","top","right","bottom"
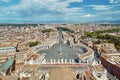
{"left": 94, "top": 20, "right": 120, "bottom": 24}
{"left": 0, "top": 20, "right": 120, "bottom": 24}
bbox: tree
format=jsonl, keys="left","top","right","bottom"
{"left": 29, "top": 41, "right": 39, "bottom": 47}
{"left": 42, "top": 29, "right": 53, "bottom": 33}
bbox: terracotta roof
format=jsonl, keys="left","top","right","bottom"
{"left": 15, "top": 62, "right": 24, "bottom": 69}
{"left": 22, "top": 77, "right": 29, "bottom": 80}
{"left": 94, "top": 65, "right": 104, "bottom": 72}
{"left": 27, "top": 54, "right": 38, "bottom": 60}
{"left": 88, "top": 65, "right": 93, "bottom": 71}
{"left": 84, "top": 70, "right": 93, "bottom": 79}
{"left": 32, "top": 54, "right": 38, "bottom": 60}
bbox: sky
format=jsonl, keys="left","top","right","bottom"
{"left": 0, "top": 0, "right": 120, "bottom": 23}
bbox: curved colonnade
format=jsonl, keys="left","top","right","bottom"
{"left": 33, "top": 43, "right": 94, "bottom": 65}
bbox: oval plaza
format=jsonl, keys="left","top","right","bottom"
{"left": 34, "top": 29, "right": 94, "bottom": 65}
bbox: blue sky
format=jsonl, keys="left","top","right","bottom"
{"left": 0, "top": 0, "right": 120, "bottom": 23}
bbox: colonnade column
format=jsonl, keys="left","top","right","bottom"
{"left": 65, "top": 59, "right": 67, "bottom": 64}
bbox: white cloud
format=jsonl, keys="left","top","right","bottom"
{"left": 0, "top": 0, "right": 119, "bottom": 22}
{"left": 109, "top": 0, "right": 114, "bottom": 3}
{"left": 65, "top": 0, "right": 83, "bottom": 3}
{"left": 0, "top": 0, "right": 84, "bottom": 22}
{"left": 6, "top": 11, "right": 16, "bottom": 15}
{"left": 83, "top": 14, "right": 95, "bottom": 18}
{"left": 0, "top": 0, "right": 84, "bottom": 23}
{"left": 87, "top": 5, "right": 111, "bottom": 10}
{"left": 109, "top": 0, "right": 120, "bottom": 3}
{"left": 93, "top": 5, "right": 111, "bottom": 10}
{"left": 0, "top": 0, "right": 10, "bottom": 2}
{"left": 7, "top": 0, "right": 83, "bottom": 14}
{"left": 92, "top": 10, "right": 120, "bottom": 21}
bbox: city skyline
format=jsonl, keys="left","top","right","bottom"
{"left": 0, "top": 0, "right": 120, "bottom": 23}
{"left": 0, "top": 24, "right": 120, "bottom": 80}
